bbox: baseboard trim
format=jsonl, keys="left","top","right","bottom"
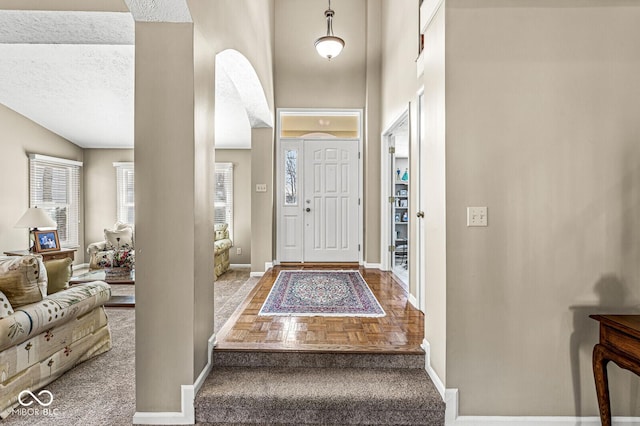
{"left": 265, "top": 261, "right": 273, "bottom": 270}
{"left": 422, "top": 339, "right": 445, "bottom": 399}
{"left": 229, "top": 263, "right": 251, "bottom": 268}
{"left": 132, "top": 332, "right": 216, "bottom": 425}
{"left": 408, "top": 293, "right": 418, "bottom": 309}
{"left": 72, "top": 263, "right": 89, "bottom": 272}
{"left": 250, "top": 271, "right": 264, "bottom": 278}
{"left": 445, "top": 388, "right": 640, "bottom": 424}
{"left": 362, "top": 262, "right": 382, "bottom": 269}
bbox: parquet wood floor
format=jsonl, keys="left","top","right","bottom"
{"left": 216, "top": 265, "right": 424, "bottom": 354}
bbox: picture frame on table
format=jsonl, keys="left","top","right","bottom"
{"left": 34, "top": 230, "right": 61, "bottom": 252}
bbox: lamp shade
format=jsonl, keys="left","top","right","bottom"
{"left": 15, "top": 207, "right": 57, "bottom": 229}
{"left": 315, "top": 36, "right": 345, "bottom": 60}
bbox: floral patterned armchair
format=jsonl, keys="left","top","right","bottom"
{"left": 87, "top": 222, "right": 135, "bottom": 270}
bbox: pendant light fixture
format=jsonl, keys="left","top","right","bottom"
{"left": 314, "top": 0, "right": 345, "bottom": 60}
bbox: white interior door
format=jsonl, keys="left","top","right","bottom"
{"left": 303, "top": 139, "right": 359, "bottom": 262}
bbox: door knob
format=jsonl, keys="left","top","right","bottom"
{"left": 306, "top": 208, "right": 311, "bottom": 212}
{"left": 416, "top": 211, "right": 425, "bottom": 218}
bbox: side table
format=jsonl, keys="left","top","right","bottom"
{"left": 590, "top": 314, "right": 640, "bottom": 426}
{"left": 4, "top": 248, "right": 76, "bottom": 262}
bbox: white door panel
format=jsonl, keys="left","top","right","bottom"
{"left": 303, "top": 140, "right": 359, "bottom": 262}
{"left": 278, "top": 141, "right": 304, "bottom": 261}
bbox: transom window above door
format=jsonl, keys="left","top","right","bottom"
{"left": 279, "top": 110, "right": 360, "bottom": 139}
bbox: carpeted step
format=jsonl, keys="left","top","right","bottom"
{"left": 212, "top": 349, "right": 425, "bottom": 369}
{"left": 195, "top": 366, "right": 445, "bottom": 425}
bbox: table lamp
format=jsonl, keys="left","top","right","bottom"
{"left": 15, "top": 207, "right": 57, "bottom": 252}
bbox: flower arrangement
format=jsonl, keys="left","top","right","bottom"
{"left": 97, "top": 238, "right": 134, "bottom": 269}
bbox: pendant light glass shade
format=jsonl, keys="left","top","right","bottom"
{"left": 315, "top": 1, "right": 344, "bottom": 60}
{"left": 315, "top": 36, "right": 344, "bottom": 60}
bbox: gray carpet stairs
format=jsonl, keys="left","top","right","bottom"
{"left": 194, "top": 350, "right": 445, "bottom": 425}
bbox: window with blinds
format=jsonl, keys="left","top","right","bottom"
{"left": 214, "top": 163, "right": 233, "bottom": 241}
{"left": 114, "top": 162, "right": 135, "bottom": 225}
{"left": 29, "top": 154, "right": 82, "bottom": 248}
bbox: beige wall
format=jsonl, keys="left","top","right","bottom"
{"left": 251, "top": 128, "right": 275, "bottom": 272}
{"left": 216, "top": 149, "right": 251, "bottom": 265}
{"left": 364, "top": 0, "right": 382, "bottom": 265}
{"left": 0, "top": 104, "right": 85, "bottom": 262}
{"left": 134, "top": 21, "right": 197, "bottom": 412}
{"left": 380, "top": 0, "right": 421, "bottom": 129}
{"left": 190, "top": 0, "right": 275, "bottom": 272}
{"left": 83, "top": 148, "right": 134, "bottom": 251}
{"left": 446, "top": 0, "right": 640, "bottom": 416}
{"left": 193, "top": 26, "right": 216, "bottom": 384}
{"left": 274, "top": 0, "right": 366, "bottom": 108}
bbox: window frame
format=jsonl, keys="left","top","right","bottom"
{"left": 114, "top": 162, "right": 135, "bottom": 226}
{"left": 214, "top": 162, "right": 234, "bottom": 242}
{"left": 28, "top": 153, "right": 82, "bottom": 249}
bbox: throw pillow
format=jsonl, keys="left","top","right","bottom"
{"left": 104, "top": 226, "right": 134, "bottom": 250}
{"left": 34, "top": 255, "right": 48, "bottom": 298}
{"left": 0, "top": 290, "right": 13, "bottom": 319}
{"left": 44, "top": 258, "right": 73, "bottom": 294}
{"left": 0, "top": 271, "right": 43, "bottom": 308}
{"left": 0, "top": 255, "right": 47, "bottom": 299}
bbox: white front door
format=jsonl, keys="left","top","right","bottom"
{"left": 303, "top": 139, "right": 359, "bottom": 262}
{"left": 277, "top": 139, "right": 360, "bottom": 262}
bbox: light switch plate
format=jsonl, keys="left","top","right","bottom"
{"left": 256, "top": 184, "right": 267, "bottom": 192}
{"left": 467, "top": 206, "right": 488, "bottom": 227}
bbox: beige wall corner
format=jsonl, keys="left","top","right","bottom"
{"left": 134, "top": 21, "right": 197, "bottom": 413}
{"left": 0, "top": 104, "right": 84, "bottom": 262}
{"left": 83, "top": 148, "right": 134, "bottom": 250}
{"left": 193, "top": 26, "right": 216, "bottom": 383}
{"left": 364, "top": 0, "right": 382, "bottom": 265}
{"left": 251, "top": 127, "right": 274, "bottom": 272}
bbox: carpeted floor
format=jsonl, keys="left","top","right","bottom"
{"left": 2, "top": 267, "right": 256, "bottom": 425}
{"left": 2, "top": 308, "right": 136, "bottom": 426}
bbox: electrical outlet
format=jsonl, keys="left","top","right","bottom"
{"left": 467, "top": 206, "right": 488, "bottom": 227}
{"left": 236, "top": 247, "right": 242, "bottom": 255}
{"left": 256, "top": 184, "right": 267, "bottom": 192}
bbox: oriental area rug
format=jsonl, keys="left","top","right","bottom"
{"left": 258, "top": 270, "right": 386, "bottom": 317}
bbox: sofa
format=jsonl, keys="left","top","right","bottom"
{"left": 214, "top": 223, "right": 232, "bottom": 277}
{"left": 87, "top": 222, "right": 134, "bottom": 270}
{"left": 0, "top": 255, "right": 111, "bottom": 418}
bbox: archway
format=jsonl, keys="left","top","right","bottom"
{"left": 213, "top": 49, "right": 272, "bottom": 333}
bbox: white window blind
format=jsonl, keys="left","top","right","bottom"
{"left": 29, "top": 154, "right": 82, "bottom": 248}
{"left": 214, "top": 163, "right": 233, "bottom": 241}
{"left": 114, "top": 162, "right": 135, "bottom": 225}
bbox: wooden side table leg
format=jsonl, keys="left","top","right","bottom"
{"left": 593, "top": 344, "right": 611, "bottom": 426}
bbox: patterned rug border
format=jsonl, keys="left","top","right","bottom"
{"left": 258, "top": 270, "right": 386, "bottom": 318}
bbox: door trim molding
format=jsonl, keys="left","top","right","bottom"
{"left": 381, "top": 108, "right": 411, "bottom": 273}
{"left": 275, "top": 108, "right": 363, "bottom": 264}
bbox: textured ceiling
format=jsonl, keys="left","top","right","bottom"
{"left": 0, "top": 11, "right": 134, "bottom": 148}
{"left": 0, "top": 10, "right": 268, "bottom": 149}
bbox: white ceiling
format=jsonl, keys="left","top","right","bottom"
{"left": 0, "top": 9, "right": 267, "bottom": 150}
